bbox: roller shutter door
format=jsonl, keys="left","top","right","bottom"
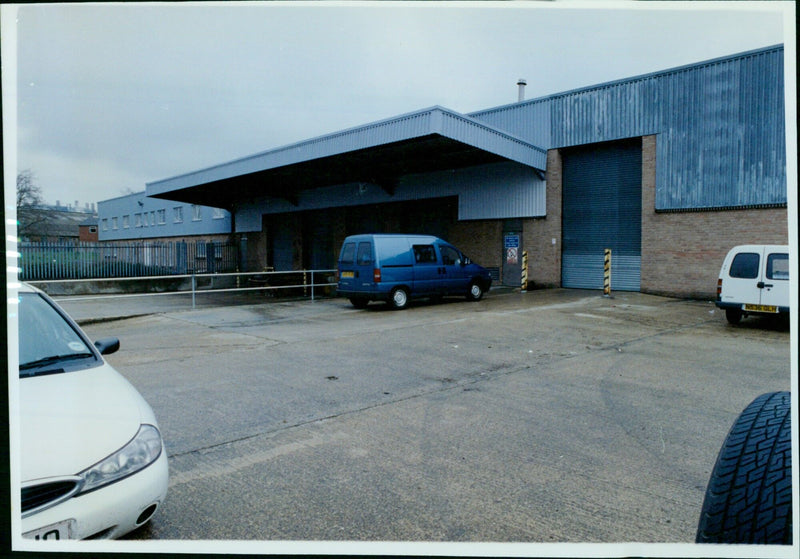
{"left": 561, "top": 140, "right": 642, "bottom": 291}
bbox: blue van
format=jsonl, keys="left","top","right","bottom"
{"left": 337, "top": 234, "right": 493, "bottom": 309}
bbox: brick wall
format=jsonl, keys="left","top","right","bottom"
{"left": 449, "top": 220, "right": 502, "bottom": 270}
{"left": 243, "top": 229, "right": 266, "bottom": 272}
{"left": 521, "top": 149, "right": 563, "bottom": 289}
{"left": 79, "top": 225, "right": 99, "bottom": 242}
{"left": 102, "top": 233, "right": 233, "bottom": 245}
{"left": 641, "top": 134, "right": 789, "bottom": 299}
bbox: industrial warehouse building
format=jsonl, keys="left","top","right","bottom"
{"left": 144, "top": 45, "right": 788, "bottom": 299}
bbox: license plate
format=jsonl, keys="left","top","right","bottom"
{"left": 340, "top": 271, "right": 354, "bottom": 278}
{"left": 24, "top": 519, "right": 74, "bottom": 540}
{"left": 744, "top": 304, "right": 778, "bottom": 313}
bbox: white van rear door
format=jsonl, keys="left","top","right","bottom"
{"left": 758, "top": 249, "right": 789, "bottom": 311}
{"left": 721, "top": 248, "right": 763, "bottom": 308}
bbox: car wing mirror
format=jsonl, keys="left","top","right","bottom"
{"left": 94, "top": 337, "right": 120, "bottom": 355}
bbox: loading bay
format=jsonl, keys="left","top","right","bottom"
{"left": 73, "top": 288, "right": 791, "bottom": 549}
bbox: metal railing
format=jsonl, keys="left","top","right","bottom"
{"left": 26, "top": 269, "right": 338, "bottom": 309}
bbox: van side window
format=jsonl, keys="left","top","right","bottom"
{"left": 356, "top": 242, "right": 372, "bottom": 265}
{"left": 413, "top": 245, "right": 437, "bottom": 264}
{"left": 729, "top": 253, "right": 759, "bottom": 279}
{"left": 340, "top": 243, "right": 356, "bottom": 265}
{"left": 767, "top": 253, "right": 789, "bottom": 280}
{"left": 440, "top": 246, "right": 461, "bottom": 266}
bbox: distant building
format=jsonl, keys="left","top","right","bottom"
{"left": 19, "top": 208, "right": 96, "bottom": 243}
{"left": 97, "top": 190, "right": 232, "bottom": 243}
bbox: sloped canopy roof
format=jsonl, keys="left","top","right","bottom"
{"left": 146, "top": 106, "right": 546, "bottom": 209}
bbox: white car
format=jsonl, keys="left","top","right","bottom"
{"left": 17, "top": 283, "right": 168, "bottom": 540}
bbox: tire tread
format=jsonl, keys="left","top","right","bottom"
{"left": 696, "top": 391, "right": 792, "bottom": 544}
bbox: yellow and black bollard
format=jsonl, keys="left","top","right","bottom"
{"left": 521, "top": 251, "right": 528, "bottom": 292}
{"left": 603, "top": 249, "right": 611, "bottom": 297}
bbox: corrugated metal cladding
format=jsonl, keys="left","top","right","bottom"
{"left": 468, "top": 100, "right": 552, "bottom": 154}
{"left": 233, "top": 161, "right": 545, "bottom": 232}
{"left": 561, "top": 140, "right": 642, "bottom": 291}
{"left": 654, "top": 48, "right": 785, "bottom": 209}
{"left": 471, "top": 45, "right": 786, "bottom": 211}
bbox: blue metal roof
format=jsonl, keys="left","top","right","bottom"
{"left": 147, "top": 106, "right": 546, "bottom": 206}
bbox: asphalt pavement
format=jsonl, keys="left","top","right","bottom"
{"left": 60, "top": 287, "right": 793, "bottom": 553}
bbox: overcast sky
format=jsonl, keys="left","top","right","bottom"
{"left": 3, "top": 1, "right": 793, "bottom": 210}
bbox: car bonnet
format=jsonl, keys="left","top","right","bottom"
{"left": 18, "top": 363, "right": 155, "bottom": 481}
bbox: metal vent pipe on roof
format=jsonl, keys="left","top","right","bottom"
{"left": 517, "top": 78, "right": 527, "bottom": 102}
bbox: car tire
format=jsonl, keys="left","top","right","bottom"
{"left": 725, "top": 308, "right": 743, "bottom": 325}
{"left": 349, "top": 298, "right": 368, "bottom": 309}
{"left": 466, "top": 281, "right": 484, "bottom": 301}
{"left": 388, "top": 287, "right": 409, "bottom": 310}
{"left": 696, "top": 391, "right": 792, "bottom": 544}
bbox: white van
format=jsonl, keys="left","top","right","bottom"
{"left": 715, "top": 244, "right": 790, "bottom": 324}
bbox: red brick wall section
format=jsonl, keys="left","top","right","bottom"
{"left": 79, "top": 226, "right": 98, "bottom": 242}
{"left": 640, "top": 134, "right": 789, "bottom": 299}
{"left": 520, "top": 149, "right": 563, "bottom": 289}
{"left": 449, "top": 220, "right": 502, "bottom": 270}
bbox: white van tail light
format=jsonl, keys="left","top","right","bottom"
{"left": 716, "top": 278, "right": 723, "bottom": 299}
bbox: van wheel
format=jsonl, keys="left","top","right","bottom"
{"left": 466, "top": 281, "right": 484, "bottom": 301}
{"left": 349, "top": 298, "right": 368, "bottom": 309}
{"left": 696, "top": 391, "right": 792, "bottom": 544}
{"left": 725, "top": 309, "right": 743, "bottom": 325}
{"left": 389, "top": 287, "right": 409, "bottom": 310}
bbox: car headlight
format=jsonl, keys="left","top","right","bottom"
{"left": 78, "top": 424, "right": 163, "bottom": 494}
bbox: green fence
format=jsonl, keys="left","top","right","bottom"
{"left": 19, "top": 241, "right": 238, "bottom": 281}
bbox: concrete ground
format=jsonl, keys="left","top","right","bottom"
{"left": 57, "top": 288, "right": 792, "bottom": 554}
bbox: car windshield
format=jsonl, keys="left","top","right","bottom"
{"left": 18, "top": 292, "right": 96, "bottom": 377}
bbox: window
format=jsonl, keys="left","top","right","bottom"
{"left": 356, "top": 242, "right": 372, "bottom": 265}
{"left": 212, "top": 207, "right": 226, "bottom": 219}
{"left": 150, "top": 211, "right": 156, "bottom": 226}
{"left": 197, "top": 242, "right": 221, "bottom": 259}
{"left": 89, "top": 226, "right": 98, "bottom": 234}
{"left": 440, "top": 246, "right": 461, "bottom": 266}
{"left": 192, "top": 205, "right": 202, "bottom": 221}
{"left": 767, "top": 253, "right": 789, "bottom": 280}
{"left": 173, "top": 207, "right": 183, "bottom": 223}
{"left": 413, "top": 244, "right": 437, "bottom": 264}
{"left": 112, "top": 217, "right": 119, "bottom": 230}
{"left": 340, "top": 242, "right": 356, "bottom": 265}
{"left": 102, "top": 219, "right": 108, "bottom": 231}
{"left": 729, "top": 253, "right": 759, "bottom": 279}
{"left": 157, "top": 209, "right": 166, "bottom": 224}
{"left": 122, "top": 215, "right": 130, "bottom": 229}
{"left": 135, "top": 213, "right": 143, "bottom": 228}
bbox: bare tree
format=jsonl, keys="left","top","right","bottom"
{"left": 16, "top": 170, "right": 50, "bottom": 239}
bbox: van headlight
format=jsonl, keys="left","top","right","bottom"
{"left": 78, "top": 424, "right": 163, "bottom": 494}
